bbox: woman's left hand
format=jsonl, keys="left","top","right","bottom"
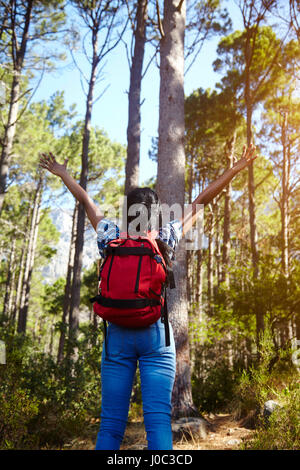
{"left": 233, "top": 144, "right": 258, "bottom": 172}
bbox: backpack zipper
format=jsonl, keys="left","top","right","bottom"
{"left": 106, "top": 253, "right": 115, "bottom": 291}
{"left": 134, "top": 243, "right": 144, "bottom": 293}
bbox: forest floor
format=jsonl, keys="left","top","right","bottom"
{"left": 63, "top": 413, "right": 255, "bottom": 451}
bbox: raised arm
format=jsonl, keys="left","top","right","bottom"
{"left": 182, "top": 144, "right": 258, "bottom": 236}
{"left": 39, "top": 152, "right": 103, "bottom": 231}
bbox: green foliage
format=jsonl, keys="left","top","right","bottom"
{"left": 192, "top": 357, "right": 239, "bottom": 413}
{"left": 231, "top": 328, "right": 299, "bottom": 417}
{"left": 0, "top": 324, "right": 103, "bottom": 449}
{"left": 214, "top": 26, "right": 282, "bottom": 109}
{"left": 230, "top": 330, "right": 300, "bottom": 450}
{"left": 243, "top": 386, "right": 300, "bottom": 450}
{"left": 0, "top": 388, "right": 39, "bottom": 449}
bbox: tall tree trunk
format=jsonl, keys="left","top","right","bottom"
{"left": 221, "top": 133, "right": 235, "bottom": 284}
{"left": 57, "top": 201, "right": 78, "bottom": 363}
{"left": 280, "top": 111, "right": 293, "bottom": 343}
{"left": 196, "top": 248, "right": 203, "bottom": 321}
{"left": 245, "top": 34, "right": 263, "bottom": 346}
{"left": 2, "top": 237, "right": 16, "bottom": 320}
{"left": 157, "top": 0, "right": 197, "bottom": 418}
{"left": 207, "top": 208, "right": 214, "bottom": 316}
{"left": 222, "top": 135, "right": 235, "bottom": 366}
{"left": 0, "top": 0, "right": 33, "bottom": 214}
{"left": 215, "top": 202, "right": 221, "bottom": 287}
{"left": 125, "top": 0, "right": 148, "bottom": 195}
{"left": 68, "top": 36, "right": 98, "bottom": 351}
{"left": 281, "top": 111, "right": 289, "bottom": 277}
{"left": 17, "top": 178, "right": 42, "bottom": 333}
{"left": 11, "top": 205, "right": 31, "bottom": 327}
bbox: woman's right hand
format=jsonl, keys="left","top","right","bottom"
{"left": 39, "top": 152, "right": 69, "bottom": 177}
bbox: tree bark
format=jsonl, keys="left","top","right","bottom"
{"left": 215, "top": 202, "right": 221, "bottom": 286}
{"left": 2, "top": 237, "right": 16, "bottom": 320}
{"left": 157, "top": 0, "right": 197, "bottom": 418}
{"left": 221, "top": 135, "right": 236, "bottom": 367}
{"left": 207, "top": 208, "right": 214, "bottom": 316}
{"left": 281, "top": 111, "right": 289, "bottom": 277}
{"left": 221, "top": 133, "right": 235, "bottom": 285}
{"left": 11, "top": 204, "right": 31, "bottom": 327}
{"left": 17, "top": 177, "right": 42, "bottom": 333}
{"left": 196, "top": 248, "right": 203, "bottom": 321}
{"left": 125, "top": 0, "right": 148, "bottom": 195}
{"left": 57, "top": 201, "right": 78, "bottom": 363}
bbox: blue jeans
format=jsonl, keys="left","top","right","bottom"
{"left": 95, "top": 319, "right": 176, "bottom": 450}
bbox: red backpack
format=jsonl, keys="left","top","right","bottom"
{"left": 90, "top": 232, "right": 174, "bottom": 346}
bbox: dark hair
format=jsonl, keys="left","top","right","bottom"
{"left": 126, "top": 187, "right": 174, "bottom": 270}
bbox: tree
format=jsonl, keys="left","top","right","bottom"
{"left": 0, "top": 0, "right": 66, "bottom": 213}
{"left": 68, "top": 0, "right": 127, "bottom": 351}
{"left": 184, "top": 0, "right": 231, "bottom": 74}
{"left": 258, "top": 39, "right": 300, "bottom": 343}
{"left": 156, "top": 0, "right": 197, "bottom": 418}
{"left": 214, "top": 20, "right": 285, "bottom": 345}
{"left": 125, "top": 0, "right": 148, "bottom": 195}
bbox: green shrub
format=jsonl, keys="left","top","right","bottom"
{"left": 0, "top": 324, "right": 103, "bottom": 449}
{"left": 231, "top": 329, "right": 299, "bottom": 420}
{"left": 192, "top": 359, "right": 239, "bottom": 412}
{"left": 243, "top": 384, "right": 300, "bottom": 450}
{"left": 0, "top": 388, "right": 39, "bottom": 449}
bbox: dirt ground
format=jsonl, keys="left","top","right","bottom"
{"left": 173, "top": 413, "right": 254, "bottom": 451}
{"left": 66, "top": 413, "right": 254, "bottom": 450}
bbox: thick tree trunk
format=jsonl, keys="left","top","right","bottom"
{"left": 157, "top": 0, "right": 197, "bottom": 418}
{"left": 125, "top": 0, "right": 148, "bottom": 195}
{"left": 57, "top": 201, "right": 78, "bottom": 363}
{"left": 0, "top": 0, "right": 33, "bottom": 214}
{"left": 17, "top": 178, "right": 42, "bottom": 333}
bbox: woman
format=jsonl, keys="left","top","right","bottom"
{"left": 39, "top": 143, "right": 257, "bottom": 450}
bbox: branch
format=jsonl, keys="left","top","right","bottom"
{"left": 121, "top": 36, "right": 132, "bottom": 70}
{"left": 156, "top": 0, "right": 165, "bottom": 39}
{"left": 97, "top": 15, "right": 129, "bottom": 64}
{"left": 141, "top": 43, "right": 159, "bottom": 79}
{"left": 288, "top": 177, "right": 300, "bottom": 194}
{"left": 69, "top": 46, "right": 89, "bottom": 85}
{"left": 92, "top": 83, "right": 110, "bottom": 106}
{"left": 254, "top": 167, "right": 274, "bottom": 191}
{"left": 176, "top": 0, "right": 185, "bottom": 13}
{"left": 252, "top": 31, "right": 289, "bottom": 102}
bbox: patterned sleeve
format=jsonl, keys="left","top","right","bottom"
{"left": 96, "top": 218, "right": 120, "bottom": 259}
{"left": 157, "top": 219, "right": 183, "bottom": 260}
